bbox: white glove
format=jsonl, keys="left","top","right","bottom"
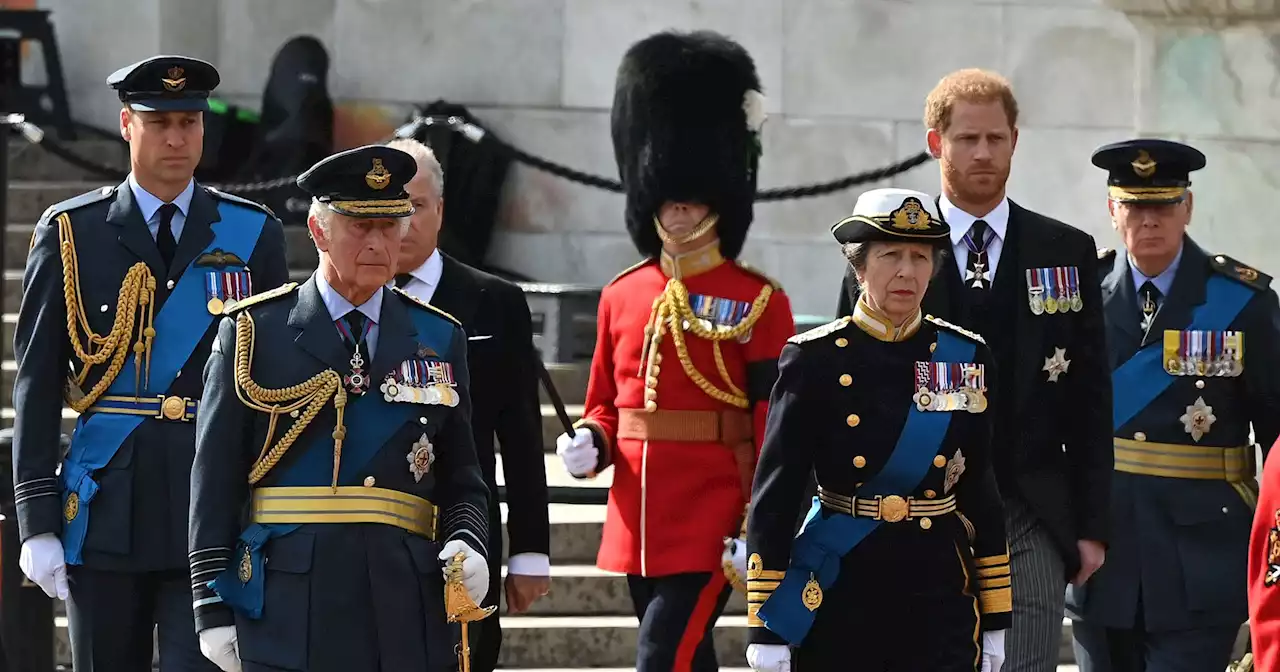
{"left": 722, "top": 536, "right": 747, "bottom": 585}
{"left": 18, "top": 533, "right": 68, "bottom": 600}
{"left": 198, "top": 625, "right": 241, "bottom": 672}
{"left": 556, "top": 427, "right": 598, "bottom": 477}
{"left": 438, "top": 539, "right": 489, "bottom": 605}
{"left": 981, "top": 629, "right": 1006, "bottom": 672}
{"left": 746, "top": 643, "right": 791, "bottom": 672}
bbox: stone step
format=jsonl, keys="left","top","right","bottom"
{"left": 6, "top": 181, "right": 105, "bottom": 224}
{"left": 7, "top": 140, "right": 129, "bottom": 183}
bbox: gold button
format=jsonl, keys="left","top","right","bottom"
{"left": 846, "top": 414, "right": 860, "bottom": 427}
{"left": 919, "top": 517, "right": 933, "bottom": 530}
{"left": 1216, "top": 255, "right": 1226, "bottom": 264}
{"left": 653, "top": 353, "right": 663, "bottom": 365}
{"left": 930, "top": 342, "right": 937, "bottom": 353}
{"left": 644, "top": 388, "right": 658, "bottom": 401}
{"left": 161, "top": 396, "right": 186, "bottom": 421}
{"left": 924, "top": 489, "right": 936, "bottom": 498}
{"left": 363, "top": 476, "right": 376, "bottom": 487}
{"left": 1134, "top": 432, "right": 1147, "bottom": 442}
{"left": 644, "top": 400, "right": 658, "bottom": 412}
{"left": 1196, "top": 380, "right": 1205, "bottom": 389}
{"left": 853, "top": 456, "right": 866, "bottom": 468}
{"left": 835, "top": 338, "right": 848, "bottom": 348}
{"left": 934, "top": 455, "right": 946, "bottom": 468}
{"left": 839, "top": 374, "right": 852, "bottom": 387}
{"left": 649, "top": 364, "right": 661, "bottom": 377}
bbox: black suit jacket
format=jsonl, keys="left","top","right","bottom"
{"left": 428, "top": 254, "right": 549, "bottom": 561}
{"left": 13, "top": 181, "right": 288, "bottom": 571}
{"left": 837, "top": 200, "right": 1113, "bottom": 575}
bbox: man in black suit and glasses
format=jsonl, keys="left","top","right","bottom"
{"left": 386, "top": 138, "right": 550, "bottom": 672}
{"left": 837, "top": 69, "right": 1113, "bottom": 671}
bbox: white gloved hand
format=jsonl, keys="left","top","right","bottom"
{"left": 556, "top": 427, "right": 598, "bottom": 478}
{"left": 438, "top": 539, "right": 489, "bottom": 605}
{"left": 746, "top": 643, "right": 791, "bottom": 672}
{"left": 18, "top": 533, "right": 68, "bottom": 600}
{"left": 198, "top": 625, "right": 241, "bottom": 672}
{"left": 981, "top": 629, "right": 1006, "bottom": 672}
{"left": 722, "top": 536, "right": 747, "bottom": 586}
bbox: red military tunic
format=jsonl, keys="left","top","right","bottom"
{"left": 1249, "top": 437, "right": 1280, "bottom": 670}
{"left": 577, "top": 244, "right": 794, "bottom": 577}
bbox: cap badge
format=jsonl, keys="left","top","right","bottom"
{"left": 365, "top": 158, "right": 391, "bottom": 190}
{"left": 1131, "top": 149, "right": 1157, "bottom": 178}
{"left": 890, "top": 197, "right": 932, "bottom": 231}
{"left": 162, "top": 66, "right": 187, "bottom": 93}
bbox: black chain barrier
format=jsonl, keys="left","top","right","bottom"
{"left": 10, "top": 114, "right": 932, "bottom": 199}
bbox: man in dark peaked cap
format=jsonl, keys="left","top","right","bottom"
{"left": 555, "top": 30, "right": 794, "bottom": 671}
{"left": 12, "top": 55, "right": 287, "bottom": 671}
{"left": 1071, "top": 138, "right": 1280, "bottom": 672}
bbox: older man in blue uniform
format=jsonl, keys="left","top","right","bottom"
{"left": 187, "top": 145, "right": 491, "bottom": 672}
{"left": 12, "top": 55, "right": 287, "bottom": 670}
{"left": 1068, "top": 138, "right": 1280, "bottom": 671}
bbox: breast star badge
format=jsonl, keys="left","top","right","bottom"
{"left": 1180, "top": 396, "right": 1216, "bottom": 442}
{"left": 1043, "top": 347, "right": 1071, "bottom": 383}
{"left": 943, "top": 449, "right": 967, "bottom": 494}
{"left": 407, "top": 433, "right": 435, "bottom": 482}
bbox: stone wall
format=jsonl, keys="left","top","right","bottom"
{"left": 34, "top": 0, "right": 1280, "bottom": 317}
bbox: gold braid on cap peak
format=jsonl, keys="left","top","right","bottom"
{"left": 58, "top": 213, "right": 157, "bottom": 411}
{"left": 637, "top": 275, "right": 773, "bottom": 410}
{"left": 233, "top": 311, "right": 348, "bottom": 490}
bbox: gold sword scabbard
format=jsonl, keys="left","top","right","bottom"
{"left": 444, "top": 550, "right": 496, "bottom": 672}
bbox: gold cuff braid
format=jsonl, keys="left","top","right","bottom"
{"left": 58, "top": 212, "right": 156, "bottom": 412}
{"left": 233, "top": 311, "right": 348, "bottom": 489}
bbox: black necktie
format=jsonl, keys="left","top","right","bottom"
{"left": 340, "top": 311, "right": 369, "bottom": 355}
{"left": 339, "top": 311, "right": 371, "bottom": 395}
{"left": 394, "top": 273, "right": 413, "bottom": 289}
{"left": 964, "top": 219, "right": 994, "bottom": 298}
{"left": 1139, "top": 281, "right": 1162, "bottom": 332}
{"left": 156, "top": 203, "right": 179, "bottom": 271}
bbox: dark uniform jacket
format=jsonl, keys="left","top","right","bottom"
{"left": 12, "top": 181, "right": 287, "bottom": 571}
{"left": 747, "top": 309, "right": 1011, "bottom": 662}
{"left": 1070, "top": 239, "right": 1280, "bottom": 632}
{"left": 188, "top": 276, "right": 490, "bottom": 672}
{"left": 837, "top": 200, "right": 1113, "bottom": 576}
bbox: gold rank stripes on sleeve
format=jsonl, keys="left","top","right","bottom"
{"left": 975, "top": 550, "right": 1013, "bottom": 615}
{"left": 746, "top": 553, "right": 785, "bottom": 627}
{"left": 58, "top": 212, "right": 158, "bottom": 411}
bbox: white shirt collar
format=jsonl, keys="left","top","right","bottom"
{"left": 942, "top": 194, "right": 1010, "bottom": 246}
{"left": 128, "top": 173, "right": 195, "bottom": 222}
{"left": 408, "top": 249, "right": 444, "bottom": 288}
{"left": 315, "top": 272, "right": 383, "bottom": 325}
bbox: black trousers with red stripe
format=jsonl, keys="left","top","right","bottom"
{"left": 628, "top": 572, "right": 733, "bottom": 672}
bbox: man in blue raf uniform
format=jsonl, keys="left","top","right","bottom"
{"left": 1068, "top": 138, "right": 1280, "bottom": 672}
{"left": 12, "top": 55, "right": 287, "bottom": 671}
{"left": 188, "top": 145, "right": 491, "bottom": 672}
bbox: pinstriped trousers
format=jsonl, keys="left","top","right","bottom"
{"left": 1004, "top": 498, "right": 1067, "bottom": 672}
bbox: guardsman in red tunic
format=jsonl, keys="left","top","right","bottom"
{"left": 555, "top": 30, "right": 794, "bottom": 672}
{"left": 1249, "top": 440, "right": 1280, "bottom": 671}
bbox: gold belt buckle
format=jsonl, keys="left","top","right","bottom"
{"left": 877, "top": 495, "right": 910, "bottom": 523}
{"left": 158, "top": 395, "right": 188, "bottom": 421}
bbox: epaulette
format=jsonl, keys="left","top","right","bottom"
{"left": 204, "top": 186, "right": 278, "bottom": 220}
{"left": 390, "top": 286, "right": 462, "bottom": 327}
{"left": 224, "top": 282, "right": 298, "bottom": 314}
{"left": 1097, "top": 247, "right": 1116, "bottom": 261}
{"left": 735, "top": 261, "right": 783, "bottom": 290}
{"left": 607, "top": 258, "right": 655, "bottom": 286}
{"left": 39, "top": 186, "right": 115, "bottom": 224}
{"left": 787, "top": 316, "right": 851, "bottom": 344}
{"left": 924, "top": 314, "right": 986, "bottom": 345}
{"left": 1210, "top": 253, "right": 1271, "bottom": 291}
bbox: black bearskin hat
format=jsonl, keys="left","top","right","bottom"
{"left": 611, "top": 30, "right": 764, "bottom": 260}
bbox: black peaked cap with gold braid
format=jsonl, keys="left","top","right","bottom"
{"left": 108, "top": 55, "right": 220, "bottom": 112}
{"left": 831, "top": 188, "right": 950, "bottom": 247}
{"left": 612, "top": 30, "right": 763, "bottom": 260}
{"left": 1091, "top": 138, "right": 1206, "bottom": 204}
{"left": 297, "top": 145, "right": 417, "bottom": 219}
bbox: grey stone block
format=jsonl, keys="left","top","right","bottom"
{"left": 217, "top": 0, "right": 338, "bottom": 98}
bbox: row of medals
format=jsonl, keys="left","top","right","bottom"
{"left": 379, "top": 375, "right": 460, "bottom": 407}
{"left": 913, "top": 385, "right": 987, "bottom": 413}
{"left": 1167, "top": 353, "right": 1243, "bottom": 378}
{"left": 1028, "top": 287, "right": 1083, "bottom": 316}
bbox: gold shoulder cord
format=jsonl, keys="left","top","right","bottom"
{"left": 58, "top": 213, "right": 157, "bottom": 411}
{"left": 233, "top": 311, "right": 348, "bottom": 490}
{"left": 638, "top": 276, "right": 773, "bottom": 410}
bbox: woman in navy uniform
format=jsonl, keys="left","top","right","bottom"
{"left": 745, "top": 189, "right": 1011, "bottom": 672}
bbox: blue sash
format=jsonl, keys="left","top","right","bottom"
{"left": 757, "top": 330, "right": 976, "bottom": 645}
{"left": 211, "top": 305, "right": 458, "bottom": 619}
{"left": 1112, "top": 275, "right": 1254, "bottom": 431}
{"left": 60, "top": 202, "right": 267, "bottom": 565}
